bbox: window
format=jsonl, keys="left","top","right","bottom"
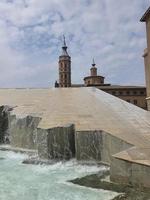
{"left": 65, "top": 63, "right": 67, "bottom": 71}
{"left": 126, "top": 91, "right": 130, "bottom": 95}
{"left": 119, "top": 91, "right": 123, "bottom": 95}
{"left": 112, "top": 91, "right": 116, "bottom": 95}
{"left": 134, "top": 100, "right": 137, "bottom": 105}
{"left": 140, "top": 91, "right": 144, "bottom": 95}
{"left": 133, "top": 91, "right": 137, "bottom": 95}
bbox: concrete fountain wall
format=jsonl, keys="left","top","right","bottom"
{"left": 75, "top": 130, "right": 132, "bottom": 164}
{"left": 36, "top": 127, "right": 133, "bottom": 164}
{"left": 9, "top": 115, "right": 41, "bottom": 149}
{"left": 1, "top": 105, "right": 150, "bottom": 188}
{"left": 0, "top": 110, "right": 75, "bottom": 159}
{"left": 0, "top": 106, "right": 9, "bottom": 144}
{"left": 0, "top": 109, "right": 133, "bottom": 162}
{"left": 0, "top": 107, "right": 132, "bottom": 164}
{"left": 110, "top": 156, "right": 150, "bottom": 188}
{"left": 37, "top": 124, "right": 75, "bottom": 160}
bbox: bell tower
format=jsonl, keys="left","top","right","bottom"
{"left": 90, "top": 59, "right": 97, "bottom": 76}
{"left": 59, "top": 36, "right": 71, "bottom": 87}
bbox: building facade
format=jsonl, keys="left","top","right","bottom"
{"left": 141, "top": 7, "right": 150, "bottom": 110}
{"left": 58, "top": 37, "right": 71, "bottom": 87}
{"left": 98, "top": 86, "right": 147, "bottom": 110}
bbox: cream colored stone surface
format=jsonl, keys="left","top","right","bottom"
{"left": 0, "top": 87, "right": 150, "bottom": 159}
{"left": 113, "top": 147, "right": 150, "bottom": 167}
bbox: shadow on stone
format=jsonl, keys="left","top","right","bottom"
{"left": 69, "top": 171, "right": 150, "bottom": 200}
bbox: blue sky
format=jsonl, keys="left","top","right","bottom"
{"left": 0, "top": 0, "right": 149, "bottom": 87}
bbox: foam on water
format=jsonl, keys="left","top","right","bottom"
{"left": 4, "top": 151, "right": 28, "bottom": 160}
{"left": 0, "top": 150, "right": 118, "bottom": 200}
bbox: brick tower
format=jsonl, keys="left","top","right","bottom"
{"left": 59, "top": 36, "right": 71, "bottom": 87}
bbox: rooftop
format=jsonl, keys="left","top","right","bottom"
{"left": 97, "top": 85, "right": 146, "bottom": 89}
{"left": 140, "top": 7, "right": 150, "bottom": 22}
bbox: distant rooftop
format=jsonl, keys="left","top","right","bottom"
{"left": 97, "top": 85, "right": 146, "bottom": 89}
{"left": 140, "top": 6, "right": 150, "bottom": 22}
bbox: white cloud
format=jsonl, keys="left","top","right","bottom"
{"left": 0, "top": 0, "right": 149, "bottom": 87}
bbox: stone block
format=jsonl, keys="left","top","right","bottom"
{"left": 110, "top": 157, "right": 132, "bottom": 185}
{"left": 37, "top": 124, "right": 75, "bottom": 160}
{"left": 101, "top": 132, "right": 133, "bottom": 163}
{"left": 75, "top": 130, "right": 132, "bottom": 163}
{"left": 132, "top": 163, "right": 150, "bottom": 188}
{"left": 75, "top": 130, "right": 102, "bottom": 161}
{"left": 9, "top": 115, "right": 41, "bottom": 149}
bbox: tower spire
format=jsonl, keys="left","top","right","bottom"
{"left": 63, "top": 35, "right": 66, "bottom": 47}
{"left": 90, "top": 58, "right": 97, "bottom": 76}
{"left": 61, "top": 35, "right": 68, "bottom": 56}
{"left": 92, "top": 58, "right": 96, "bottom": 67}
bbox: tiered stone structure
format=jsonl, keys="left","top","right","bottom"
{"left": 1, "top": 88, "right": 150, "bottom": 188}
{"left": 58, "top": 36, "right": 71, "bottom": 87}
{"left": 141, "top": 7, "right": 150, "bottom": 110}
{"left": 84, "top": 59, "right": 105, "bottom": 86}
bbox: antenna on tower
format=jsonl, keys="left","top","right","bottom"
{"left": 63, "top": 35, "right": 66, "bottom": 47}
{"left": 92, "top": 58, "right": 96, "bottom": 66}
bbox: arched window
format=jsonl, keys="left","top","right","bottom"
{"left": 65, "top": 63, "right": 67, "bottom": 71}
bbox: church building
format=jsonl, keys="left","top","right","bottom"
{"left": 55, "top": 36, "right": 147, "bottom": 110}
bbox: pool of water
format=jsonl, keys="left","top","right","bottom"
{"left": 0, "top": 151, "right": 118, "bottom": 200}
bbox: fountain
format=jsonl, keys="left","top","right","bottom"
{"left": 0, "top": 150, "right": 118, "bottom": 200}
{"left": 0, "top": 105, "right": 120, "bottom": 200}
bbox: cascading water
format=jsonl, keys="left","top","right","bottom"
{"left": 0, "top": 106, "right": 9, "bottom": 144}
{"left": 0, "top": 150, "right": 118, "bottom": 200}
